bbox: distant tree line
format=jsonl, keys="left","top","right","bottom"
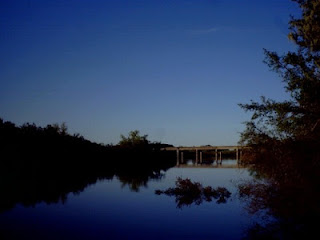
{"left": 0, "top": 118, "right": 175, "bottom": 212}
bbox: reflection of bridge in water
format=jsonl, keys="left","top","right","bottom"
{"left": 162, "top": 146, "right": 245, "bottom": 166}
{"left": 175, "top": 162, "right": 245, "bottom": 169}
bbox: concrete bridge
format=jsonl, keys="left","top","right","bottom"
{"left": 161, "top": 146, "right": 245, "bottom": 165}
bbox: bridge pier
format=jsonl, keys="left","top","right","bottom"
{"left": 236, "top": 149, "right": 243, "bottom": 164}
{"left": 176, "top": 149, "right": 180, "bottom": 165}
{"left": 215, "top": 149, "right": 218, "bottom": 162}
{"left": 236, "top": 149, "right": 239, "bottom": 161}
{"left": 200, "top": 152, "right": 203, "bottom": 164}
{"left": 196, "top": 149, "right": 198, "bottom": 164}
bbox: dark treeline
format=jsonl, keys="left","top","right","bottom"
{"left": 239, "top": 0, "right": 320, "bottom": 238}
{"left": 0, "top": 118, "right": 176, "bottom": 212}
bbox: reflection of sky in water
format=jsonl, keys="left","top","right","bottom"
{"left": 0, "top": 162, "right": 256, "bottom": 240}
{"left": 184, "top": 158, "right": 240, "bottom": 166}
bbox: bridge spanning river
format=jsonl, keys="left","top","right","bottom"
{"left": 162, "top": 146, "right": 245, "bottom": 165}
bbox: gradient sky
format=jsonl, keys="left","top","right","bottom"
{"left": 0, "top": 0, "right": 300, "bottom": 146}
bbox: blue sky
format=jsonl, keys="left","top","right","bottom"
{"left": 0, "top": 0, "right": 300, "bottom": 146}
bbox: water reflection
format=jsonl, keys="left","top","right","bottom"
{"left": 6, "top": 153, "right": 301, "bottom": 240}
{"left": 155, "top": 177, "right": 231, "bottom": 208}
{"left": 118, "top": 170, "right": 165, "bottom": 192}
{"left": 0, "top": 156, "right": 175, "bottom": 213}
{"left": 177, "top": 159, "right": 245, "bottom": 168}
{"left": 238, "top": 160, "right": 320, "bottom": 239}
{"left": 0, "top": 159, "right": 257, "bottom": 240}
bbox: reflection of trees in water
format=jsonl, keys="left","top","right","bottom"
{"left": 0, "top": 160, "right": 173, "bottom": 213}
{"left": 238, "top": 159, "right": 320, "bottom": 239}
{"left": 119, "top": 177, "right": 148, "bottom": 192}
{"left": 118, "top": 170, "right": 165, "bottom": 192}
{"left": 0, "top": 119, "right": 176, "bottom": 213}
{"left": 238, "top": 137, "right": 320, "bottom": 237}
{"left": 155, "top": 177, "right": 231, "bottom": 209}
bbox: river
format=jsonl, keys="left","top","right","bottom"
{"left": 0, "top": 160, "right": 262, "bottom": 239}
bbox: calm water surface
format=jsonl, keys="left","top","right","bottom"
{"left": 0, "top": 160, "right": 258, "bottom": 240}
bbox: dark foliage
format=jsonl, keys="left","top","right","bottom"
{"left": 0, "top": 118, "right": 176, "bottom": 212}
{"left": 239, "top": 0, "right": 320, "bottom": 144}
{"left": 238, "top": 1, "right": 320, "bottom": 238}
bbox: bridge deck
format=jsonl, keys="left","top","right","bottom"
{"left": 162, "top": 146, "right": 243, "bottom": 151}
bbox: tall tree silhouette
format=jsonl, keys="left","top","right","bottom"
{"left": 240, "top": 0, "right": 320, "bottom": 145}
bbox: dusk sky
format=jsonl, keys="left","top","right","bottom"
{"left": 0, "top": 0, "right": 300, "bottom": 146}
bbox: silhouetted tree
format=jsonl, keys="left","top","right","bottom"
{"left": 237, "top": 2, "right": 320, "bottom": 237}
{"left": 118, "top": 130, "right": 149, "bottom": 148}
{"left": 240, "top": 0, "right": 320, "bottom": 145}
{"left": 59, "top": 122, "right": 68, "bottom": 136}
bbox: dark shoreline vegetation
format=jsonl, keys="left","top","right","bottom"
{"left": 237, "top": 0, "right": 320, "bottom": 238}
{"left": 0, "top": 118, "right": 176, "bottom": 213}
